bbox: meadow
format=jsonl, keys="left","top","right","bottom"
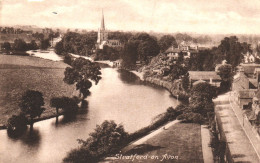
{"left": 0, "top": 55, "right": 77, "bottom": 124}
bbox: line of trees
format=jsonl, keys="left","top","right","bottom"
{"left": 189, "top": 36, "right": 252, "bottom": 71}
{"left": 1, "top": 38, "right": 51, "bottom": 54}
{"left": 54, "top": 32, "right": 97, "bottom": 56}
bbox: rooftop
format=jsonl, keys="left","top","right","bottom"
{"left": 238, "top": 90, "right": 256, "bottom": 98}
{"left": 188, "top": 71, "right": 221, "bottom": 80}
{"left": 240, "top": 63, "right": 260, "bottom": 75}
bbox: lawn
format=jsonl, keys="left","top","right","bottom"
{"left": 0, "top": 55, "right": 77, "bottom": 124}
{"left": 117, "top": 123, "right": 203, "bottom": 163}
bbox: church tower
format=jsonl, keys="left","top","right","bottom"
{"left": 97, "top": 10, "right": 108, "bottom": 47}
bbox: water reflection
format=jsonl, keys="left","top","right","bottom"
{"left": 21, "top": 128, "right": 41, "bottom": 149}
{"left": 0, "top": 68, "right": 178, "bottom": 163}
{"left": 118, "top": 69, "right": 141, "bottom": 84}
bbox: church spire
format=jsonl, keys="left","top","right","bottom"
{"left": 101, "top": 9, "right": 105, "bottom": 30}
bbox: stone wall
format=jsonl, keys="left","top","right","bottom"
{"left": 144, "top": 77, "right": 189, "bottom": 100}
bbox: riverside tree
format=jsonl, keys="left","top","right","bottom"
{"left": 63, "top": 120, "right": 128, "bottom": 163}
{"left": 19, "top": 90, "right": 45, "bottom": 130}
{"left": 50, "top": 96, "right": 80, "bottom": 115}
{"left": 7, "top": 114, "right": 28, "bottom": 136}
{"left": 63, "top": 57, "right": 101, "bottom": 102}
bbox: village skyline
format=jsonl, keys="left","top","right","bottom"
{"left": 1, "top": 0, "right": 260, "bottom": 34}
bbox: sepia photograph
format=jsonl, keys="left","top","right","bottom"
{"left": 0, "top": 0, "right": 260, "bottom": 162}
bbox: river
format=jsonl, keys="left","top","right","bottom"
{"left": 0, "top": 67, "right": 179, "bottom": 163}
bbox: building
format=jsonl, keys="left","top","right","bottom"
{"left": 240, "top": 63, "right": 260, "bottom": 78}
{"left": 243, "top": 52, "right": 256, "bottom": 63}
{"left": 232, "top": 72, "right": 250, "bottom": 91}
{"left": 236, "top": 90, "right": 256, "bottom": 108}
{"left": 250, "top": 91, "right": 260, "bottom": 124}
{"left": 188, "top": 71, "right": 222, "bottom": 87}
{"left": 164, "top": 41, "right": 200, "bottom": 60}
{"left": 96, "top": 10, "right": 121, "bottom": 49}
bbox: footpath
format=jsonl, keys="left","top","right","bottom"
{"left": 214, "top": 92, "right": 260, "bottom": 163}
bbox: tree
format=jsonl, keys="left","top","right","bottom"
{"left": 190, "top": 82, "right": 216, "bottom": 101}
{"left": 56, "top": 31, "right": 98, "bottom": 56}
{"left": 170, "top": 64, "right": 188, "bottom": 81}
{"left": 217, "top": 36, "right": 250, "bottom": 68}
{"left": 63, "top": 58, "right": 101, "bottom": 102}
{"left": 63, "top": 120, "right": 128, "bottom": 163}
{"left": 40, "top": 39, "right": 51, "bottom": 50}
{"left": 217, "top": 64, "right": 233, "bottom": 82}
{"left": 50, "top": 96, "right": 80, "bottom": 121}
{"left": 7, "top": 114, "right": 28, "bottom": 136}
{"left": 19, "top": 90, "right": 45, "bottom": 129}
{"left": 27, "top": 40, "right": 38, "bottom": 50}
{"left": 121, "top": 40, "right": 139, "bottom": 68}
{"left": 108, "top": 31, "right": 133, "bottom": 44}
{"left": 2, "top": 42, "right": 11, "bottom": 51}
{"left": 54, "top": 41, "right": 64, "bottom": 55}
{"left": 63, "top": 54, "right": 73, "bottom": 65}
{"left": 190, "top": 82, "right": 216, "bottom": 116}
{"left": 13, "top": 39, "right": 28, "bottom": 51}
{"left": 217, "top": 64, "right": 233, "bottom": 92}
{"left": 50, "top": 97, "right": 64, "bottom": 115}
{"left": 158, "top": 35, "right": 178, "bottom": 52}
{"left": 181, "top": 74, "right": 190, "bottom": 91}
{"left": 137, "top": 39, "right": 160, "bottom": 61}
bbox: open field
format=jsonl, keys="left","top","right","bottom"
{"left": 0, "top": 55, "right": 77, "bottom": 124}
{"left": 116, "top": 123, "right": 203, "bottom": 163}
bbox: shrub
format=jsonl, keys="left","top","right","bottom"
{"left": 63, "top": 54, "right": 73, "bottom": 65}
{"left": 177, "top": 112, "right": 205, "bottom": 124}
{"left": 7, "top": 114, "right": 28, "bottom": 136}
{"left": 64, "top": 120, "right": 128, "bottom": 163}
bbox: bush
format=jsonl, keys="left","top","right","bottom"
{"left": 63, "top": 54, "right": 73, "bottom": 65}
{"left": 177, "top": 112, "right": 205, "bottom": 124}
{"left": 7, "top": 114, "right": 28, "bottom": 137}
{"left": 64, "top": 120, "right": 128, "bottom": 163}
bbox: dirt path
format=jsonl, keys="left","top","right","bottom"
{"left": 201, "top": 125, "right": 214, "bottom": 163}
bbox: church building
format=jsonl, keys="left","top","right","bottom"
{"left": 96, "top": 10, "right": 121, "bottom": 49}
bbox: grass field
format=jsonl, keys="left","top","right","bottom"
{"left": 0, "top": 55, "right": 77, "bottom": 124}
{"left": 119, "top": 123, "right": 203, "bottom": 163}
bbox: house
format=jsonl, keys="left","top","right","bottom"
{"left": 164, "top": 41, "right": 200, "bottom": 60}
{"left": 240, "top": 63, "right": 260, "bottom": 78}
{"left": 232, "top": 72, "right": 250, "bottom": 91}
{"left": 188, "top": 71, "right": 222, "bottom": 87}
{"left": 236, "top": 90, "right": 256, "bottom": 108}
{"left": 244, "top": 52, "right": 256, "bottom": 63}
{"left": 106, "top": 40, "right": 122, "bottom": 47}
{"left": 112, "top": 59, "right": 122, "bottom": 68}
{"left": 250, "top": 90, "right": 260, "bottom": 124}
{"left": 164, "top": 46, "right": 180, "bottom": 59}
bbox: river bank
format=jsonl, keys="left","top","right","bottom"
{"left": 143, "top": 77, "right": 189, "bottom": 101}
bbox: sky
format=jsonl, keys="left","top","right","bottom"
{"left": 1, "top": 0, "right": 260, "bottom": 34}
